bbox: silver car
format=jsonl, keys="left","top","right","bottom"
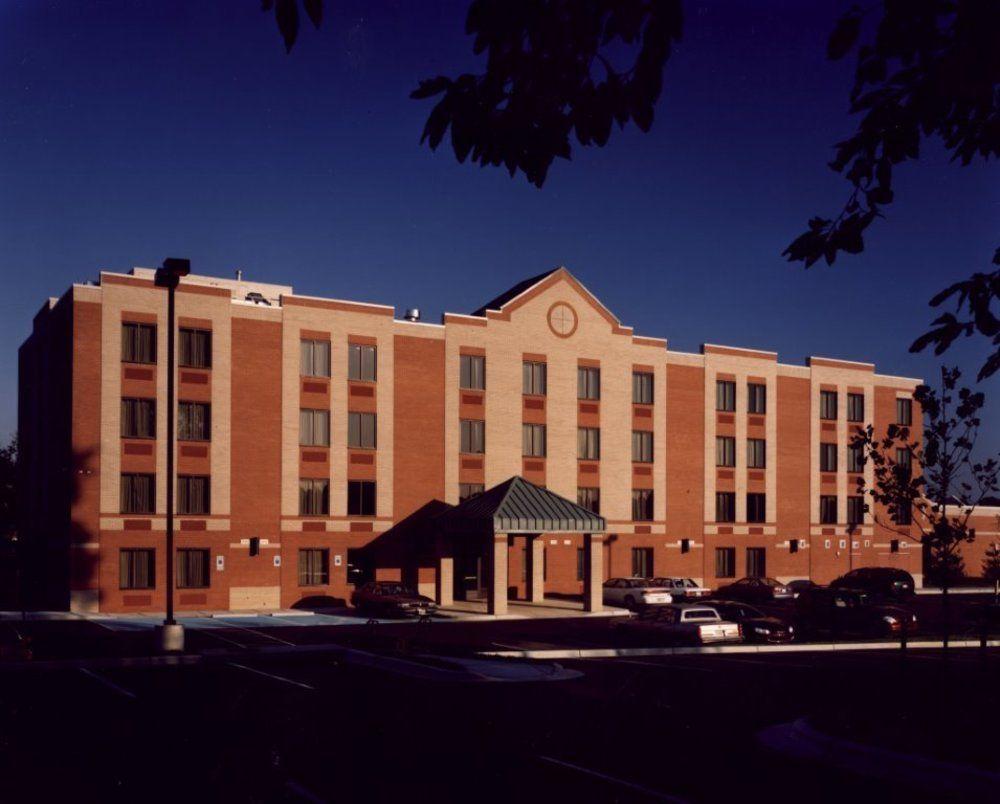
{"left": 602, "top": 577, "right": 674, "bottom": 610}
{"left": 650, "top": 577, "right": 711, "bottom": 600}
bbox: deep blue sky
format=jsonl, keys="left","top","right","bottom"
{"left": 1, "top": 1, "right": 997, "bottom": 454}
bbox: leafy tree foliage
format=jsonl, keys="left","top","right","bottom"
{"left": 0, "top": 435, "right": 15, "bottom": 542}
{"left": 262, "top": 0, "right": 322, "bottom": 53}
{"left": 983, "top": 537, "right": 1000, "bottom": 584}
{"left": 784, "top": 0, "right": 1000, "bottom": 268}
{"left": 851, "top": 367, "right": 999, "bottom": 591}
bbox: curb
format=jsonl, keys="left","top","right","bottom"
{"left": 757, "top": 718, "right": 1000, "bottom": 796}
{"left": 476, "top": 637, "right": 1000, "bottom": 660}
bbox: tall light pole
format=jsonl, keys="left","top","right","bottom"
{"left": 155, "top": 257, "right": 190, "bottom": 653}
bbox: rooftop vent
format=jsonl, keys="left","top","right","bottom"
{"left": 404, "top": 308, "right": 421, "bottom": 322}
{"left": 235, "top": 269, "right": 243, "bottom": 281}
{"left": 245, "top": 291, "right": 271, "bottom": 306}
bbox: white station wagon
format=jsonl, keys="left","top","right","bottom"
{"left": 650, "top": 577, "right": 711, "bottom": 600}
{"left": 602, "top": 577, "right": 674, "bottom": 610}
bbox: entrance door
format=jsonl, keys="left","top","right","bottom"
{"left": 455, "top": 551, "right": 485, "bottom": 601}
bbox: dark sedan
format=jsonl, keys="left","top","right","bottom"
{"left": 707, "top": 601, "right": 795, "bottom": 643}
{"left": 350, "top": 581, "right": 438, "bottom": 618}
{"left": 713, "top": 576, "right": 793, "bottom": 603}
{"left": 795, "top": 587, "right": 917, "bottom": 638}
{"left": 830, "top": 567, "right": 915, "bottom": 600}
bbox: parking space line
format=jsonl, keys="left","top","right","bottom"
{"left": 79, "top": 667, "right": 137, "bottom": 700}
{"left": 537, "top": 755, "right": 689, "bottom": 802}
{"left": 227, "top": 662, "right": 316, "bottom": 691}
{"left": 218, "top": 622, "right": 298, "bottom": 647}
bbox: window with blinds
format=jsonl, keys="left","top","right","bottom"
{"left": 300, "top": 339, "right": 331, "bottom": 377}
{"left": 300, "top": 409, "right": 331, "bottom": 446}
{"left": 896, "top": 397, "right": 913, "bottom": 426}
{"left": 747, "top": 438, "right": 766, "bottom": 468}
{"left": 523, "top": 361, "right": 546, "bottom": 395}
{"left": 715, "top": 492, "right": 736, "bottom": 523}
{"left": 178, "top": 401, "right": 210, "bottom": 441}
{"left": 747, "top": 383, "right": 766, "bottom": 414}
{"left": 460, "top": 419, "right": 485, "bottom": 454}
{"left": 577, "top": 427, "right": 600, "bottom": 460}
{"left": 121, "top": 398, "right": 156, "bottom": 439}
{"left": 349, "top": 343, "right": 377, "bottom": 382}
{"left": 631, "top": 489, "right": 653, "bottom": 521}
{"left": 299, "top": 479, "right": 329, "bottom": 515}
{"left": 460, "top": 354, "right": 486, "bottom": 390}
{"left": 715, "top": 547, "right": 735, "bottom": 578}
{"left": 632, "top": 372, "right": 653, "bottom": 404}
{"left": 716, "top": 380, "right": 735, "bottom": 412}
{"left": 820, "top": 495, "right": 838, "bottom": 524}
{"left": 176, "top": 548, "right": 210, "bottom": 589}
{"left": 632, "top": 431, "right": 653, "bottom": 463}
{"left": 459, "top": 483, "right": 484, "bottom": 502}
{"left": 577, "top": 366, "right": 600, "bottom": 400}
{"left": 298, "top": 549, "right": 329, "bottom": 586}
{"left": 746, "top": 493, "right": 766, "bottom": 523}
{"left": 820, "top": 443, "right": 837, "bottom": 472}
{"left": 122, "top": 322, "right": 156, "bottom": 364}
{"left": 120, "top": 473, "right": 155, "bottom": 514}
{"left": 522, "top": 424, "right": 546, "bottom": 457}
{"left": 716, "top": 436, "right": 736, "bottom": 467}
{"left": 348, "top": 412, "right": 376, "bottom": 449}
{"left": 820, "top": 390, "right": 838, "bottom": 420}
{"left": 119, "top": 548, "right": 155, "bottom": 590}
{"left": 847, "top": 496, "right": 865, "bottom": 525}
{"left": 179, "top": 328, "right": 211, "bottom": 368}
{"left": 847, "top": 393, "right": 865, "bottom": 422}
{"left": 848, "top": 443, "right": 865, "bottom": 472}
{"left": 177, "top": 475, "right": 210, "bottom": 515}
{"left": 577, "top": 487, "right": 600, "bottom": 514}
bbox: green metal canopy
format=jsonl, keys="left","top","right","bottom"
{"left": 438, "top": 476, "right": 606, "bottom": 534}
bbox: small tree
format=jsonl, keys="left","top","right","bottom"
{"left": 983, "top": 542, "right": 1000, "bottom": 585}
{"left": 851, "top": 366, "right": 999, "bottom": 643}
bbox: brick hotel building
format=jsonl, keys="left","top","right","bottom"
{"left": 19, "top": 265, "right": 950, "bottom": 614}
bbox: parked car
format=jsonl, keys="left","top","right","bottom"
{"left": 707, "top": 601, "right": 795, "bottom": 644}
{"left": 602, "top": 578, "right": 673, "bottom": 609}
{"left": 786, "top": 579, "right": 820, "bottom": 598}
{"left": 713, "top": 576, "right": 793, "bottom": 603}
{"left": 350, "top": 581, "right": 438, "bottom": 618}
{"left": 615, "top": 604, "right": 742, "bottom": 645}
{"left": 830, "top": 567, "right": 915, "bottom": 600}
{"left": 650, "top": 577, "right": 711, "bottom": 600}
{"left": 795, "top": 587, "right": 918, "bottom": 638}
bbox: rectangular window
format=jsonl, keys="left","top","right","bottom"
{"left": 120, "top": 473, "right": 155, "bottom": 514}
{"left": 348, "top": 343, "right": 377, "bottom": 382}
{"left": 631, "top": 489, "right": 654, "bottom": 522}
{"left": 577, "top": 427, "right": 600, "bottom": 460}
{"left": 747, "top": 438, "right": 766, "bottom": 469}
{"left": 847, "top": 393, "right": 864, "bottom": 423}
{"left": 121, "top": 398, "right": 156, "bottom": 439}
{"left": 176, "top": 548, "right": 210, "bottom": 589}
{"left": 522, "top": 361, "right": 546, "bottom": 395}
{"left": 716, "top": 380, "right": 736, "bottom": 412}
{"left": 300, "top": 339, "right": 331, "bottom": 378}
{"left": 177, "top": 475, "right": 210, "bottom": 515}
{"left": 820, "top": 390, "right": 838, "bottom": 420}
{"left": 298, "top": 549, "right": 329, "bottom": 586}
{"left": 460, "top": 354, "right": 485, "bottom": 390}
{"left": 715, "top": 492, "right": 736, "bottom": 523}
{"left": 820, "top": 495, "right": 838, "bottom": 524}
{"left": 847, "top": 495, "right": 865, "bottom": 525}
{"left": 746, "top": 547, "right": 766, "bottom": 578}
{"left": 747, "top": 383, "right": 766, "bottom": 414}
{"left": 848, "top": 443, "right": 865, "bottom": 473}
{"left": 299, "top": 409, "right": 331, "bottom": 447}
{"left": 522, "top": 423, "right": 547, "bottom": 457}
{"left": 460, "top": 419, "right": 485, "bottom": 454}
{"left": 179, "top": 328, "right": 211, "bottom": 369}
{"left": 298, "top": 479, "right": 329, "bottom": 516}
{"left": 896, "top": 397, "right": 913, "bottom": 426}
{"left": 178, "top": 401, "right": 210, "bottom": 441}
{"left": 347, "top": 480, "right": 376, "bottom": 516}
{"left": 119, "top": 548, "right": 155, "bottom": 589}
{"left": 578, "top": 366, "right": 600, "bottom": 400}
{"left": 631, "top": 547, "right": 653, "bottom": 578}
{"left": 746, "top": 493, "right": 766, "bottom": 523}
{"left": 632, "top": 372, "right": 654, "bottom": 404}
{"left": 716, "top": 436, "right": 736, "bottom": 467}
{"left": 577, "top": 487, "right": 600, "bottom": 515}
{"left": 820, "top": 443, "right": 838, "bottom": 472}
{"left": 632, "top": 431, "right": 653, "bottom": 463}
{"left": 897, "top": 505, "right": 912, "bottom": 526}
{"left": 121, "top": 322, "right": 156, "bottom": 364}
{"left": 348, "top": 412, "right": 377, "bottom": 449}
{"left": 459, "top": 483, "right": 484, "bottom": 502}
{"left": 895, "top": 447, "right": 912, "bottom": 479}
{"left": 576, "top": 548, "right": 585, "bottom": 582}
{"left": 715, "top": 547, "right": 736, "bottom": 579}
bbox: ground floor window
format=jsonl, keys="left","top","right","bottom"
{"left": 298, "top": 549, "right": 329, "bottom": 586}
{"left": 715, "top": 547, "right": 736, "bottom": 578}
{"left": 576, "top": 547, "right": 585, "bottom": 581}
{"left": 631, "top": 547, "right": 653, "bottom": 578}
{"left": 120, "top": 548, "right": 155, "bottom": 590}
{"left": 176, "top": 548, "right": 210, "bottom": 589}
{"left": 746, "top": 547, "right": 766, "bottom": 578}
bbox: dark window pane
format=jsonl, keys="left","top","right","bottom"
{"left": 177, "top": 548, "right": 210, "bottom": 589}
{"left": 120, "top": 548, "right": 155, "bottom": 589}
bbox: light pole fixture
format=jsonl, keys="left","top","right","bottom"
{"left": 154, "top": 257, "right": 190, "bottom": 653}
